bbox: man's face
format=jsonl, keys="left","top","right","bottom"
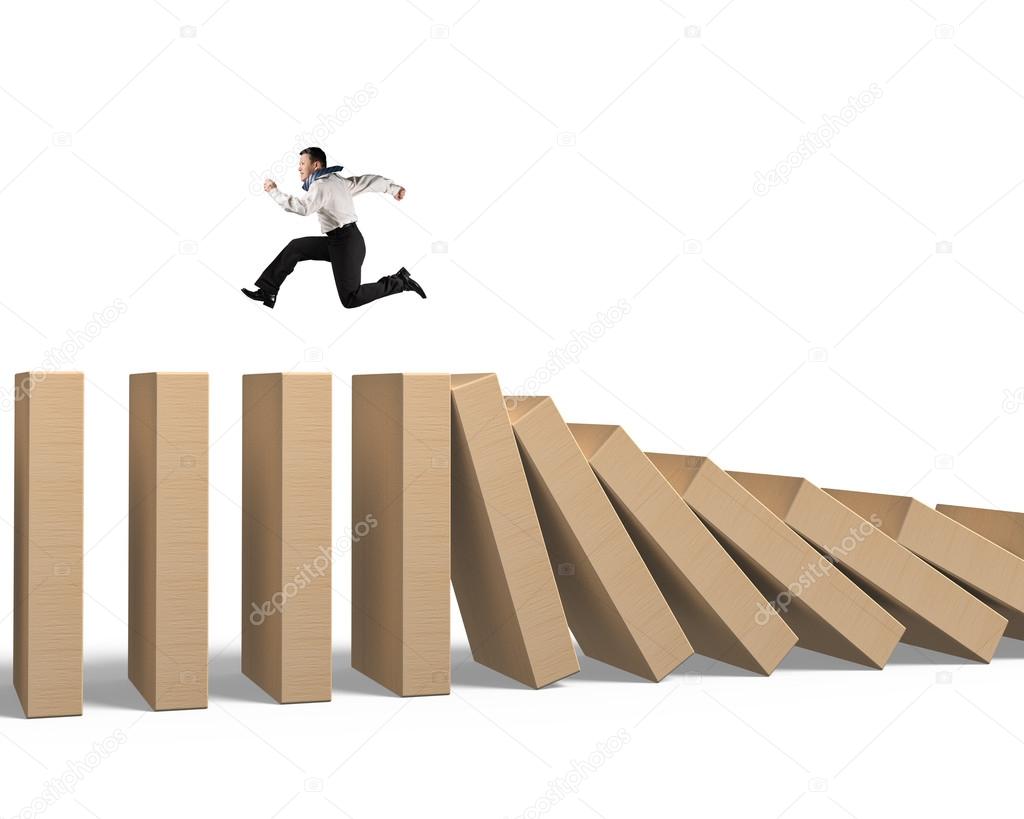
{"left": 298, "top": 154, "right": 322, "bottom": 182}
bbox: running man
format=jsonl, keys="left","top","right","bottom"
{"left": 242, "top": 146, "right": 426, "bottom": 309}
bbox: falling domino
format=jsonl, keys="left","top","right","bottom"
{"left": 934, "top": 502, "right": 1024, "bottom": 639}
{"left": 450, "top": 374, "right": 579, "bottom": 688}
{"left": 507, "top": 397, "right": 692, "bottom": 681}
{"left": 731, "top": 472, "right": 1007, "bottom": 662}
{"left": 647, "top": 454, "right": 905, "bottom": 669}
{"left": 823, "top": 489, "right": 1024, "bottom": 641}
{"left": 567, "top": 427, "right": 798, "bottom": 675}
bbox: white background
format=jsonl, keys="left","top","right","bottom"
{"left": 2, "top": 0, "right": 1024, "bottom": 816}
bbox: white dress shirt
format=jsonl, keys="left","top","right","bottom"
{"left": 267, "top": 173, "right": 402, "bottom": 233}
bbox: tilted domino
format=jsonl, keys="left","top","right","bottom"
{"left": 568, "top": 427, "right": 798, "bottom": 675}
{"left": 450, "top": 374, "right": 578, "bottom": 688}
{"left": 507, "top": 397, "right": 692, "bottom": 681}
{"left": 827, "top": 489, "right": 1024, "bottom": 640}
{"left": 731, "top": 472, "right": 1006, "bottom": 662}
{"left": 647, "top": 454, "right": 904, "bottom": 669}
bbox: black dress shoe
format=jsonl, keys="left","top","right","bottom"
{"left": 396, "top": 267, "right": 427, "bottom": 299}
{"left": 241, "top": 287, "right": 277, "bottom": 309}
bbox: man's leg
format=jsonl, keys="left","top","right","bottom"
{"left": 328, "top": 224, "right": 406, "bottom": 309}
{"left": 255, "top": 236, "right": 329, "bottom": 295}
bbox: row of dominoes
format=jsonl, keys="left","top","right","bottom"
{"left": 12, "top": 371, "right": 1024, "bottom": 717}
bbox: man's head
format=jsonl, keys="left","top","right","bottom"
{"left": 298, "top": 147, "right": 328, "bottom": 182}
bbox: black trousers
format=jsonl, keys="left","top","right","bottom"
{"left": 255, "top": 222, "right": 403, "bottom": 308}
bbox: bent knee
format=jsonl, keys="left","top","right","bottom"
{"left": 281, "top": 240, "right": 304, "bottom": 260}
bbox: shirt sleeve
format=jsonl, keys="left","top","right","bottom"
{"left": 344, "top": 174, "right": 402, "bottom": 197}
{"left": 266, "top": 183, "right": 325, "bottom": 216}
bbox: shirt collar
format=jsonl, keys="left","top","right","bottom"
{"left": 302, "top": 164, "right": 344, "bottom": 191}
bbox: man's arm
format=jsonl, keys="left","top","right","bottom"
{"left": 265, "top": 181, "right": 325, "bottom": 216}
{"left": 344, "top": 174, "right": 403, "bottom": 197}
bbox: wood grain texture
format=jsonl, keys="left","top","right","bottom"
{"left": 507, "top": 397, "right": 692, "bottom": 681}
{"left": 14, "top": 372, "right": 83, "bottom": 718}
{"left": 352, "top": 373, "right": 451, "bottom": 696}
{"left": 733, "top": 472, "right": 1006, "bottom": 662}
{"left": 567, "top": 427, "right": 797, "bottom": 675}
{"left": 935, "top": 504, "right": 1024, "bottom": 562}
{"left": 644, "top": 454, "right": 904, "bottom": 669}
{"left": 450, "top": 374, "right": 578, "bottom": 688}
{"left": 242, "top": 373, "right": 332, "bottom": 703}
{"left": 829, "top": 489, "right": 1024, "bottom": 641}
{"left": 936, "top": 503, "right": 1024, "bottom": 640}
{"left": 242, "top": 374, "right": 282, "bottom": 699}
{"left": 129, "top": 373, "right": 209, "bottom": 710}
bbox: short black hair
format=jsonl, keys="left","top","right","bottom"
{"left": 300, "top": 146, "right": 327, "bottom": 167}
